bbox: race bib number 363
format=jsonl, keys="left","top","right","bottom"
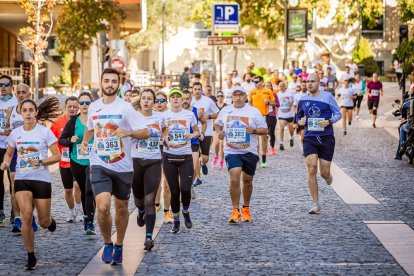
{"left": 96, "top": 137, "right": 121, "bottom": 156}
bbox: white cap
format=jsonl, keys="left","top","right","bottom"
{"left": 231, "top": 86, "right": 247, "bottom": 94}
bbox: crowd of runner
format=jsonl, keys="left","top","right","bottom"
{"left": 0, "top": 55, "right": 388, "bottom": 269}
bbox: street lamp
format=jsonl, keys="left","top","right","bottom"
{"left": 161, "top": 0, "right": 166, "bottom": 78}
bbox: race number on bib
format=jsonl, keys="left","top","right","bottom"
{"left": 308, "top": 118, "right": 325, "bottom": 131}
{"left": 328, "top": 82, "right": 334, "bottom": 89}
{"left": 61, "top": 148, "right": 70, "bottom": 162}
{"left": 172, "top": 130, "right": 187, "bottom": 145}
{"left": 19, "top": 152, "right": 40, "bottom": 171}
{"left": 96, "top": 137, "right": 121, "bottom": 157}
{"left": 0, "top": 117, "right": 6, "bottom": 132}
{"left": 138, "top": 137, "right": 160, "bottom": 153}
{"left": 227, "top": 127, "right": 246, "bottom": 143}
{"left": 76, "top": 144, "right": 92, "bottom": 160}
{"left": 371, "top": 89, "right": 379, "bottom": 96}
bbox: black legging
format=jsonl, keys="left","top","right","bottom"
{"left": 266, "top": 115, "right": 277, "bottom": 148}
{"left": 70, "top": 160, "right": 95, "bottom": 221}
{"left": 0, "top": 148, "right": 6, "bottom": 211}
{"left": 162, "top": 152, "right": 193, "bottom": 215}
{"left": 353, "top": 95, "right": 364, "bottom": 109}
{"left": 132, "top": 158, "right": 162, "bottom": 235}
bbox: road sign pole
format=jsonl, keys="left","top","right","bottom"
{"left": 284, "top": 0, "right": 288, "bottom": 69}
{"left": 219, "top": 47, "right": 223, "bottom": 91}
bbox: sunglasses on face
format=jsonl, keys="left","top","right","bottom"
{"left": 79, "top": 101, "right": 91, "bottom": 106}
{"left": 217, "top": 95, "right": 224, "bottom": 98}
{"left": 253, "top": 80, "right": 260, "bottom": 84}
{"left": 155, "top": 98, "right": 167, "bottom": 104}
{"left": 0, "top": 83, "right": 12, "bottom": 88}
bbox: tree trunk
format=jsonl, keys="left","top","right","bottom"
{"left": 34, "top": 63, "right": 39, "bottom": 102}
{"left": 80, "top": 49, "right": 84, "bottom": 91}
{"left": 233, "top": 46, "right": 238, "bottom": 71}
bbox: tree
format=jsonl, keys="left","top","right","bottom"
{"left": 394, "top": 0, "right": 414, "bottom": 76}
{"left": 18, "top": 0, "right": 57, "bottom": 101}
{"left": 55, "top": 0, "right": 125, "bottom": 88}
{"left": 352, "top": 37, "right": 379, "bottom": 76}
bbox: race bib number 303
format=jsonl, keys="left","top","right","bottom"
{"left": 227, "top": 127, "right": 246, "bottom": 143}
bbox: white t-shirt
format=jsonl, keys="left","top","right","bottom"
{"left": 0, "top": 96, "right": 18, "bottom": 149}
{"left": 349, "top": 63, "right": 359, "bottom": 74}
{"left": 242, "top": 82, "right": 255, "bottom": 95}
{"left": 277, "top": 90, "right": 295, "bottom": 118}
{"left": 87, "top": 97, "right": 146, "bottom": 172}
{"left": 8, "top": 124, "right": 57, "bottom": 182}
{"left": 224, "top": 88, "right": 233, "bottom": 105}
{"left": 191, "top": 95, "right": 219, "bottom": 136}
{"left": 216, "top": 104, "right": 267, "bottom": 155}
{"left": 323, "top": 63, "right": 336, "bottom": 75}
{"left": 232, "top": 76, "right": 243, "bottom": 85}
{"left": 9, "top": 105, "right": 24, "bottom": 130}
{"left": 163, "top": 109, "right": 198, "bottom": 155}
{"left": 131, "top": 111, "right": 165, "bottom": 160}
{"left": 340, "top": 72, "right": 354, "bottom": 82}
{"left": 338, "top": 87, "right": 356, "bottom": 107}
{"left": 293, "top": 92, "right": 308, "bottom": 107}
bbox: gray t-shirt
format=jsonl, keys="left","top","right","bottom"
{"left": 325, "top": 75, "right": 338, "bottom": 93}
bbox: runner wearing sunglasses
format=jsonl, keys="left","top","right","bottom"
{"left": 212, "top": 91, "right": 227, "bottom": 168}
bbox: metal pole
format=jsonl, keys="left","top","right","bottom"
{"left": 283, "top": 0, "right": 288, "bottom": 68}
{"left": 219, "top": 47, "right": 222, "bottom": 91}
{"left": 161, "top": 0, "right": 166, "bottom": 79}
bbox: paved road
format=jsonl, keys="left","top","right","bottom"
{"left": 0, "top": 82, "right": 412, "bottom": 275}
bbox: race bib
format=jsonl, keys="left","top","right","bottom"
{"left": 342, "top": 94, "right": 351, "bottom": 101}
{"left": 308, "top": 118, "right": 325, "bottom": 131}
{"left": 61, "top": 148, "right": 70, "bottom": 162}
{"left": 328, "top": 82, "right": 334, "bottom": 89}
{"left": 96, "top": 137, "right": 121, "bottom": 157}
{"left": 268, "top": 105, "right": 273, "bottom": 113}
{"left": 19, "top": 152, "right": 40, "bottom": 171}
{"left": 171, "top": 130, "right": 187, "bottom": 145}
{"left": 76, "top": 144, "right": 92, "bottom": 160}
{"left": 227, "top": 127, "right": 246, "bottom": 143}
{"left": 138, "top": 137, "right": 160, "bottom": 154}
{"left": 371, "top": 89, "right": 379, "bottom": 96}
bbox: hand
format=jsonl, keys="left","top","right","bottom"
{"left": 3, "top": 128, "right": 11, "bottom": 136}
{"left": 70, "top": 135, "right": 79, "bottom": 143}
{"left": 80, "top": 141, "right": 88, "bottom": 155}
{"left": 114, "top": 129, "right": 131, "bottom": 138}
{"left": 0, "top": 162, "right": 9, "bottom": 171}
{"left": 264, "top": 99, "right": 270, "bottom": 105}
{"left": 163, "top": 138, "right": 170, "bottom": 149}
{"left": 317, "top": 120, "right": 330, "bottom": 128}
{"left": 246, "top": 126, "right": 255, "bottom": 134}
{"left": 218, "top": 131, "right": 225, "bottom": 140}
{"left": 184, "top": 133, "right": 191, "bottom": 140}
{"left": 298, "top": 116, "right": 307, "bottom": 126}
{"left": 28, "top": 159, "right": 40, "bottom": 169}
{"left": 199, "top": 133, "right": 205, "bottom": 141}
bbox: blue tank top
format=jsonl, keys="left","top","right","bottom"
{"left": 190, "top": 107, "right": 199, "bottom": 145}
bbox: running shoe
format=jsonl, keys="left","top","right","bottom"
{"left": 241, "top": 207, "right": 251, "bottom": 222}
{"left": 192, "top": 178, "right": 202, "bottom": 187}
{"left": 182, "top": 210, "right": 193, "bottom": 229}
{"left": 290, "top": 138, "right": 294, "bottom": 147}
{"left": 102, "top": 243, "right": 114, "bottom": 264}
{"left": 201, "top": 163, "right": 209, "bottom": 175}
{"left": 32, "top": 216, "right": 38, "bottom": 232}
{"left": 309, "top": 205, "right": 321, "bottom": 214}
{"left": 164, "top": 210, "right": 173, "bottom": 223}
{"left": 279, "top": 143, "right": 285, "bottom": 151}
{"left": 344, "top": 130, "right": 347, "bottom": 135}
{"left": 260, "top": 162, "right": 268, "bottom": 168}
{"left": 219, "top": 160, "right": 225, "bottom": 169}
{"left": 66, "top": 211, "right": 76, "bottom": 223}
{"left": 47, "top": 218, "right": 56, "bottom": 232}
{"left": 25, "top": 256, "right": 37, "bottom": 270}
{"left": 155, "top": 204, "right": 161, "bottom": 213}
{"left": 112, "top": 245, "right": 123, "bottom": 264}
{"left": 212, "top": 156, "right": 218, "bottom": 167}
{"left": 12, "top": 217, "right": 22, "bottom": 234}
{"left": 75, "top": 209, "right": 84, "bottom": 223}
{"left": 191, "top": 186, "right": 197, "bottom": 199}
{"left": 271, "top": 148, "right": 276, "bottom": 155}
{"left": 144, "top": 237, "right": 154, "bottom": 251}
{"left": 170, "top": 221, "right": 180, "bottom": 234}
{"left": 85, "top": 221, "right": 96, "bottom": 235}
{"left": 228, "top": 209, "right": 241, "bottom": 224}
{"left": 0, "top": 210, "right": 5, "bottom": 224}
{"left": 137, "top": 211, "right": 145, "bottom": 227}
{"left": 356, "top": 115, "right": 359, "bottom": 119}
{"left": 373, "top": 123, "right": 376, "bottom": 128}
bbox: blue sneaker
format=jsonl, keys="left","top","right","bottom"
{"left": 32, "top": 216, "right": 38, "bottom": 232}
{"left": 201, "top": 163, "right": 208, "bottom": 175}
{"left": 12, "top": 217, "right": 22, "bottom": 234}
{"left": 192, "top": 178, "right": 202, "bottom": 187}
{"left": 85, "top": 222, "right": 95, "bottom": 235}
{"left": 101, "top": 243, "right": 113, "bottom": 264}
{"left": 112, "top": 245, "right": 123, "bottom": 265}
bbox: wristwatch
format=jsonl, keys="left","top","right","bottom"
{"left": 252, "top": 129, "right": 257, "bottom": 134}
{"left": 328, "top": 119, "right": 333, "bottom": 125}
{"left": 39, "top": 159, "right": 43, "bottom": 166}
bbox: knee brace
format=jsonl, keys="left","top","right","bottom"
{"left": 373, "top": 109, "right": 377, "bottom": 116}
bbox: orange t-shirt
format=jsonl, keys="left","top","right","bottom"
{"left": 50, "top": 115, "right": 70, "bottom": 168}
{"left": 249, "top": 87, "right": 276, "bottom": 115}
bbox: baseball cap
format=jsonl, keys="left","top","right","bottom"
{"left": 168, "top": 88, "right": 184, "bottom": 98}
{"left": 231, "top": 86, "right": 247, "bottom": 94}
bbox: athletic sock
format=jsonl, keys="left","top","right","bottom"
{"left": 314, "top": 200, "right": 320, "bottom": 207}
{"left": 262, "top": 155, "right": 266, "bottom": 163}
{"left": 146, "top": 233, "right": 152, "bottom": 239}
{"left": 70, "top": 208, "right": 75, "bottom": 216}
{"left": 75, "top": 203, "right": 82, "bottom": 210}
{"left": 173, "top": 212, "right": 180, "bottom": 221}
{"left": 182, "top": 205, "right": 189, "bottom": 212}
{"left": 242, "top": 205, "right": 249, "bottom": 208}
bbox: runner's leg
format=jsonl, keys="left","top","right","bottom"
{"left": 305, "top": 154, "right": 319, "bottom": 202}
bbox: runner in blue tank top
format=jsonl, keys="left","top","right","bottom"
{"left": 296, "top": 73, "right": 341, "bottom": 215}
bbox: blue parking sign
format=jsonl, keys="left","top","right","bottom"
{"left": 214, "top": 4, "right": 239, "bottom": 25}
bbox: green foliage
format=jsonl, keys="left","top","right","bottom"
{"left": 334, "top": 0, "right": 383, "bottom": 28}
{"left": 352, "top": 37, "right": 379, "bottom": 76}
{"left": 126, "top": 0, "right": 195, "bottom": 50}
{"left": 61, "top": 52, "right": 72, "bottom": 85}
{"left": 55, "top": 0, "right": 125, "bottom": 53}
{"left": 395, "top": 39, "right": 414, "bottom": 75}
{"left": 398, "top": 0, "right": 414, "bottom": 22}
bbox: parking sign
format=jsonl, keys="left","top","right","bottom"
{"left": 213, "top": 4, "right": 239, "bottom": 35}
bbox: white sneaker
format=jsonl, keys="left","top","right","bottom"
{"left": 75, "top": 209, "right": 84, "bottom": 222}
{"left": 309, "top": 205, "right": 321, "bottom": 215}
{"left": 191, "top": 186, "right": 197, "bottom": 200}
{"left": 66, "top": 212, "right": 76, "bottom": 223}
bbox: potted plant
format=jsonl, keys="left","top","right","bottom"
{"left": 48, "top": 74, "right": 70, "bottom": 94}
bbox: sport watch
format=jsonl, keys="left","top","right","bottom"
{"left": 328, "top": 119, "right": 333, "bottom": 125}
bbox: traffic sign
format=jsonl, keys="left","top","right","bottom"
{"left": 110, "top": 57, "right": 125, "bottom": 72}
{"left": 213, "top": 4, "right": 239, "bottom": 35}
{"left": 208, "top": 36, "right": 245, "bottom": 46}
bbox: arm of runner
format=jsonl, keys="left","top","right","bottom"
{"left": 214, "top": 110, "right": 225, "bottom": 140}
{"left": 29, "top": 142, "right": 61, "bottom": 167}
{"left": 296, "top": 100, "right": 307, "bottom": 126}
{"left": 269, "top": 92, "right": 276, "bottom": 106}
{"left": 59, "top": 117, "right": 75, "bottom": 147}
{"left": 3, "top": 108, "right": 12, "bottom": 136}
{"left": 190, "top": 124, "right": 200, "bottom": 140}
{"left": 0, "top": 146, "right": 14, "bottom": 170}
{"left": 328, "top": 94, "right": 342, "bottom": 124}
{"left": 249, "top": 110, "right": 268, "bottom": 136}
{"left": 122, "top": 105, "right": 150, "bottom": 140}
{"left": 209, "top": 99, "right": 220, "bottom": 119}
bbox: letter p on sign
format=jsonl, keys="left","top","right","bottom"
{"left": 224, "top": 6, "right": 235, "bottom": 20}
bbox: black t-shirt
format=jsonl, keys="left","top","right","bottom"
{"left": 209, "top": 95, "right": 217, "bottom": 103}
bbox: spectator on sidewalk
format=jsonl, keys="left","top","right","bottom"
{"left": 180, "top": 67, "right": 190, "bottom": 90}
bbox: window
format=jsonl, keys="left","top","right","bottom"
{"left": 194, "top": 22, "right": 211, "bottom": 39}
{"left": 362, "top": 14, "right": 384, "bottom": 40}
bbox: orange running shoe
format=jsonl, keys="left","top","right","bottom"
{"left": 241, "top": 207, "right": 251, "bottom": 222}
{"left": 164, "top": 210, "right": 173, "bottom": 223}
{"left": 228, "top": 209, "right": 241, "bottom": 223}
